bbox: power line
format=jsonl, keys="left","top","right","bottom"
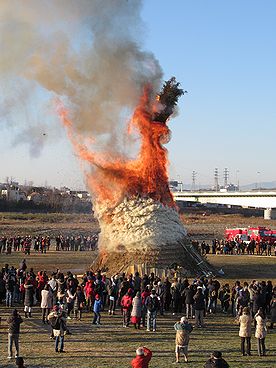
{"left": 214, "top": 168, "right": 219, "bottom": 191}
{"left": 192, "top": 171, "right": 197, "bottom": 191}
{"left": 223, "top": 168, "right": 229, "bottom": 188}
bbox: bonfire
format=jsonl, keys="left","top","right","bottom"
{"left": 58, "top": 78, "right": 213, "bottom": 277}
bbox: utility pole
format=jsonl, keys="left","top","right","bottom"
{"left": 214, "top": 168, "right": 219, "bottom": 191}
{"left": 192, "top": 171, "right": 197, "bottom": 191}
{"left": 223, "top": 168, "right": 229, "bottom": 188}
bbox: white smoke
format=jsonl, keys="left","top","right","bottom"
{"left": 95, "top": 197, "right": 187, "bottom": 252}
{"left": 0, "top": 0, "right": 162, "bottom": 155}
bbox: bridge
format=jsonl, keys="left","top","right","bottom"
{"left": 173, "top": 191, "right": 276, "bottom": 219}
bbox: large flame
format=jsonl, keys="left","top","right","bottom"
{"left": 58, "top": 84, "right": 175, "bottom": 208}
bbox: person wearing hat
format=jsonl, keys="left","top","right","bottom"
{"left": 173, "top": 316, "right": 193, "bottom": 363}
{"left": 204, "top": 351, "right": 229, "bottom": 368}
{"left": 48, "top": 305, "right": 67, "bottom": 352}
{"left": 16, "top": 357, "right": 26, "bottom": 368}
{"left": 93, "top": 294, "right": 102, "bottom": 325}
{"left": 7, "top": 309, "right": 23, "bottom": 359}
{"left": 131, "top": 346, "right": 152, "bottom": 368}
{"left": 121, "top": 288, "right": 133, "bottom": 327}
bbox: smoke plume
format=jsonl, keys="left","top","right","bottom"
{"left": 0, "top": 0, "right": 162, "bottom": 154}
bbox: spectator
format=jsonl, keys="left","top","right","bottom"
{"left": 121, "top": 288, "right": 133, "bottom": 328}
{"left": 48, "top": 306, "right": 67, "bottom": 353}
{"left": 7, "top": 309, "right": 23, "bottom": 360}
{"left": 193, "top": 287, "right": 206, "bottom": 328}
{"left": 131, "top": 346, "right": 152, "bottom": 368}
{"left": 174, "top": 316, "right": 193, "bottom": 363}
{"left": 269, "top": 288, "right": 276, "bottom": 329}
{"left": 93, "top": 294, "right": 102, "bottom": 325}
{"left": 204, "top": 351, "right": 229, "bottom": 368}
{"left": 239, "top": 306, "right": 252, "bottom": 356}
{"left": 254, "top": 308, "right": 267, "bottom": 356}
{"left": 145, "top": 289, "right": 159, "bottom": 332}
{"left": 131, "top": 291, "right": 142, "bottom": 329}
{"left": 16, "top": 357, "right": 26, "bottom": 368}
{"left": 24, "top": 280, "right": 35, "bottom": 318}
{"left": 41, "top": 284, "right": 52, "bottom": 324}
{"left": 73, "top": 285, "right": 86, "bottom": 320}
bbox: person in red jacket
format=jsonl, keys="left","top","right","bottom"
{"left": 131, "top": 346, "right": 152, "bottom": 368}
{"left": 84, "top": 279, "right": 95, "bottom": 311}
{"left": 121, "top": 289, "right": 133, "bottom": 327}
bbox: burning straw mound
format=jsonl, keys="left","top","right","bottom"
{"left": 93, "top": 196, "right": 214, "bottom": 277}
{"left": 95, "top": 196, "right": 187, "bottom": 252}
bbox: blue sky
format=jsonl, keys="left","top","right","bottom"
{"left": 1, "top": 0, "right": 276, "bottom": 189}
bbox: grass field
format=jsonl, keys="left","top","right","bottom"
{"left": 0, "top": 212, "right": 276, "bottom": 367}
{"left": 0, "top": 251, "right": 276, "bottom": 368}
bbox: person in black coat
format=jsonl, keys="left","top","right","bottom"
{"left": 193, "top": 287, "right": 205, "bottom": 327}
{"left": 183, "top": 285, "right": 195, "bottom": 318}
{"left": 204, "top": 351, "right": 229, "bottom": 368}
{"left": 7, "top": 309, "right": 23, "bottom": 359}
{"left": 24, "top": 280, "right": 34, "bottom": 318}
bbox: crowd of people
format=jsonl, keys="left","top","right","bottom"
{"left": 0, "top": 234, "right": 98, "bottom": 254}
{"left": 1, "top": 260, "right": 276, "bottom": 366}
{"left": 194, "top": 238, "right": 276, "bottom": 256}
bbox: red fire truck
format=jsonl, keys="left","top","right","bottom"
{"left": 225, "top": 226, "right": 275, "bottom": 243}
{"left": 225, "top": 228, "right": 249, "bottom": 242}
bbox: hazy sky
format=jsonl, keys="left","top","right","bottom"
{"left": 1, "top": 0, "right": 276, "bottom": 189}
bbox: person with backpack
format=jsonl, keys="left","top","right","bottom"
{"left": 121, "top": 289, "right": 133, "bottom": 327}
{"left": 145, "top": 289, "right": 159, "bottom": 332}
{"left": 48, "top": 305, "right": 67, "bottom": 352}
{"left": 174, "top": 316, "right": 193, "bottom": 363}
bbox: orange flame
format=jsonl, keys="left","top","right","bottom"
{"left": 57, "top": 86, "right": 175, "bottom": 208}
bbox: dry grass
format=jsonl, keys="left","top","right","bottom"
{"left": 0, "top": 212, "right": 276, "bottom": 367}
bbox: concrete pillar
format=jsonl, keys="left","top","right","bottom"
{"left": 264, "top": 208, "right": 276, "bottom": 220}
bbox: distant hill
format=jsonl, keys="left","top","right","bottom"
{"left": 173, "top": 181, "right": 276, "bottom": 191}
{"left": 240, "top": 181, "right": 276, "bottom": 190}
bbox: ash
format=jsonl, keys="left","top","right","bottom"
{"left": 95, "top": 197, "right": 187, "bottom": 252}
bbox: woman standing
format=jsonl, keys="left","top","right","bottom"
{"left": 239, "top": 307, "right": 252, "bottom": 356}
{"left": 24, "top": 280, "right": 34, "bottom": 318}
{"left": 254, "top": 308, "right": 267, "bottom": 356}
{"left": 41, "top": 284, "right": 52, "bottom": 323}
{"left": 73, "top": 286, "right": 85, "bottom": 320}
{"left": 131, "top": 292, "right": 142, "bottom": 329}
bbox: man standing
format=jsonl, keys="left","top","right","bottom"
{"left": 193, "top": 287, "right": 206, "bottom": 327}
{"left": 145, "top": 289, "right": 159, "bottom": 332}
{"left": 174, "top": 316, "right": 193, "bottom": 363}
{"left": 7, "top": 309, "right": 23, "bottom": 359}
{"left": 131, "top": 346, "right": 152, "bottom": 368}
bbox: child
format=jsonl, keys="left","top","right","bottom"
{"left": 93, "top": 294, "right": 102, "bottom": 325}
